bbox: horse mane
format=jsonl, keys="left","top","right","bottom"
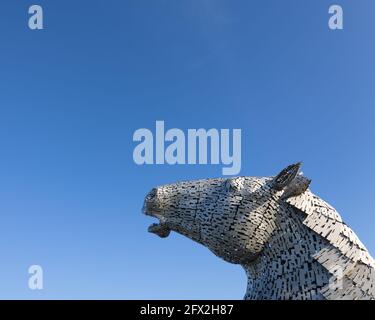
{"left": 285, "top": 190, "right": 375, "bottom": 299}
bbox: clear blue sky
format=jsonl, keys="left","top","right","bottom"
{"left": 0, "top": 0, "right": 374, "bottom": 299}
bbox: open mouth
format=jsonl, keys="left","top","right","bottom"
{"left": 143, "top": 204, "right": 171, "bottom": 238}
{"left": 148, "top": 222, "right": 171, "bottom": 238}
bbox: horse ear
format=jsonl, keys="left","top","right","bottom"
{"left": 273, "top": 162, "right": 302, "bottom": 190}
{"left": 272, "top": 162, "right": 311, "bottom": 198}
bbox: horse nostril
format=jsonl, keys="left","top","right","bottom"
{"left": 143, "top": 188, "right": 160, "bottom": 215}
{"left": 147, "top": 188, "right": 158, "bottom": 201}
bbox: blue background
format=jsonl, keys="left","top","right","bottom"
{"left": 0, "top": 0, "right": 374, "bottom": 299}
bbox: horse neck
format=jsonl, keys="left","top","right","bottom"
{"left": 242, "top": 207, "right": 331, "bottom": 300}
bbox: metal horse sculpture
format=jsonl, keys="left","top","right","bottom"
{"left": 143, "top": 163, "right": 375, "bottom": 300}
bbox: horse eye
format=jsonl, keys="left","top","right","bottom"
{"left": 225, "top": 179, "right": 237, "bottom": 192}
